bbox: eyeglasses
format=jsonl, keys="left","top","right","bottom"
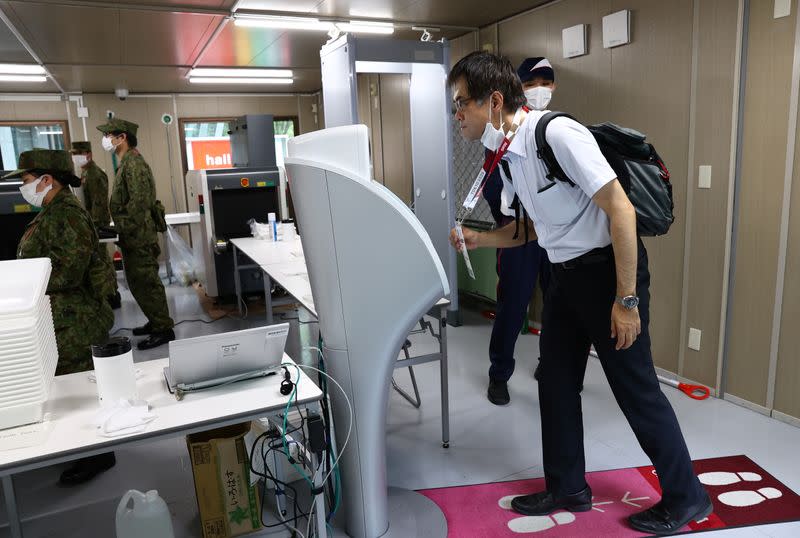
{"left": 451, "top": 97, "right": 475, "bottom": 114}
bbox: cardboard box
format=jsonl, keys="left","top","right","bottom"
{"left": 187, "top": 423, "right": 262, "bottom": 538}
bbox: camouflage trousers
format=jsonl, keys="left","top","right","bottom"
{"left": 120, "top": 240, "right": 174, "bottom": 332}
{"left": 54, "top": 296, "right": 114, "bottom": 376}
{"left": 97, "top": 242, "right": 119, "bottom": 298}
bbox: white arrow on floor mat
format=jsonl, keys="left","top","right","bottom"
{"left": 621, "top": 492, "right": 650, "bottom": 508}
{"left": 591, "top": 497, "right": 614, "bottom": 513}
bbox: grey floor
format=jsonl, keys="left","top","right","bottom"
{"left": 2, "top": 272, "right": 800, "bottom": 537}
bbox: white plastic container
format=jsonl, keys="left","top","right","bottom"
{"left": 91, "top": 337, "right": 138, "bottom": 407}
{"left": 116, "top": 489, "right": 175, "bottom": 538}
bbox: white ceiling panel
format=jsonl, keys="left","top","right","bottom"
{"left": 0, "top": 18, "right": 35, "bottom": 63}
{"left": 236, "top": 0, "right": 551, "bottom": 28}
{"left": 11, "top": 0, "right": 237, "bottom": 10}
{"left": 0, "top": 2, "right": 121, "bottom": 65}
{"left": 1, "top": 2, "right": 222, "bottom": 66}
{"left": 201, "top": 23, "right": 463, "bottom": 69}
{"left": 120, "top": 11, "right": 224, "bottom": 66}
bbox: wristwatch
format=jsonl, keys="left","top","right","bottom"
{"left": 615, "top": 295, "right": 639, "bottom": 310}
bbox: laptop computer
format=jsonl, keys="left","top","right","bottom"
{"left": 164, "top": 323, "right": 290, "bottom": 393}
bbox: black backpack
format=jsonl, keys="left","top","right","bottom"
{"left": 534, "top": 112, "right": 675, "bottom": 237}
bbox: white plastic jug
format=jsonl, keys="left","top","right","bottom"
{"left": 116, "top": 489, "right": 175, "bottom": 538}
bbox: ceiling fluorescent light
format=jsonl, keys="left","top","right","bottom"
{"left": 338, "top": 20, "right": 394, "bottom": 34}
{"left": 189, "top": 77, "right": 294, "bottom": 84}
{"left": 234, "top": 16, "right": 332, "bottom": 31}
{"left": 0, "top": 75, "right": 47, "bottom": 82}
{"left": 190, "top": 68, "right": 293, "bottom": 78}
{"left": 0, "top": 64, "right": 46, "bottom": 75}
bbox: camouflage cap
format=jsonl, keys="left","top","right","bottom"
{"left": 71, "top": 141, "right": 92, "bottom": 153}
{"left": 2, "top": 148, "right": 74, "bottom": 179}
{"left": 96, "top": 117, "right": 138, "bottom": 136}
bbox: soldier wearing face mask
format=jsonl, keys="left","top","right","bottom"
{"left": 71, "top": 141, "right": 120, "bottom": 309}
{"left": 97, "top": 118, "right": 174, "bottom": 350}
{"left": 6, "top": 149, "right": 117, "bottom": 485}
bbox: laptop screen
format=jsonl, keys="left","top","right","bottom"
{"left": 167, "top": 323, "right": 289, "bottom": 387}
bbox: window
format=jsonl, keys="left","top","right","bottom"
{"left": 180, "top": 117, "right": 298, "bottom": 172}
{"left": 0, "top": 121, "right": 69, "bottom": 171}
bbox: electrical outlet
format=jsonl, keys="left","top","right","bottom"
{"left": 698, "top": 165, "right": 712, "bottom": 189}
{"left": 688, "top": 328, "right": 701, "bottom": 351}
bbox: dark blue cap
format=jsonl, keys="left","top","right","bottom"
{"left": 517, "top": 57, "right": 555, "bottom": 83}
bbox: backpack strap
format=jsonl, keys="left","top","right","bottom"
{"left": 534, "top": 111, "right": 578, "bottom": 187}
{"left": 500, "top": 159, "right": 530, "bottom": 244}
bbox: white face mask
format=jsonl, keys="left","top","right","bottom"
{"left": 525, "top": 86, "right": 552, "bottom": 111}
{"left": 72, "top": 155, "right": 88, "bottom": 168}
{"left": 19, "top": 176, "right": 52, "bottom": 208}
{"left": 101, "top": 136, "right": 117, "bottom": 152}
{"left": 480, "top": 103, "right": 505, "bottom": 151}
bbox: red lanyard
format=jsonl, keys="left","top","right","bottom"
{"left": 461, "top": 106, "right": 529, "bottom": 213}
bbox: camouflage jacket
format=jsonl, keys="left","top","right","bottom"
{"left": 110, "top": 149, "right": 158, "bottom": 244}
{"left": 81, "top": 160, "right": 111, "bottom": 228}
{"left": 17, "top": 189, "right": 110, "bottom": 329}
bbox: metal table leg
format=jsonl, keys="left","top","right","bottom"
{"left": 233, "top": 244, "right": 243, "bottom": 316}
{"left": 263, "top": 271, "right": 273, "bottom": 324}
{"left": 439, "top": 307, "right": 450, "bottom": 449}
{"left": 2, "top": 475, "right": 23, "bottom": 538}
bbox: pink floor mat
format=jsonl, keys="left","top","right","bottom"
{"left": 419, "top": 455, "right": 800, "bottom": 537}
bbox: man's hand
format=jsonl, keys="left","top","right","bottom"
{"left": 449, "top": 226, "right": 480, "bottom": 251}
{"left": 611, "top": 302, "right": 641, "bottom": 350}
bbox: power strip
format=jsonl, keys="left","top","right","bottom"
{"left": 247, "top": 418, "right": 310, "bottom": 488}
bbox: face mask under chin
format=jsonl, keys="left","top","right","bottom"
{"left": 480, "top": 103, "right": 505, "bottom": 151}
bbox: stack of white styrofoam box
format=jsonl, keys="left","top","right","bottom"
{"left": 0, "top": 258, "right": 59, "bottom": 430}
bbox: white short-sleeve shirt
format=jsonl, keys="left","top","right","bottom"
{"left": 501, "top": 111, "right": 618, "bottom": 263}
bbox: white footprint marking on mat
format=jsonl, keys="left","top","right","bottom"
{"left": 498, "top": 496, "right": 578, "bottom": 534}
{"left": 498, "top": 495, "right": 520, "bottom": 510}
{"left": 507, "top": 512, "right": 576, "bottom": 534}
{"left": 718, "top": 487, "right": 782, "bottom": 507}
{"left": 698, "top": 471, "right": 762, "bottom": 486}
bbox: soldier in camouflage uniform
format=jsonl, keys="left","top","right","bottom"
{"left": 5, "top": 149, "right": 117, "bottom": 485}
{"left": 97, "top": 118, "right": 175, "bottom": 350}
{"left": 70, "top": 141, "right": 120, "bottom": 309}
{"left": 5, "top": 149, "right": 114, "bottom": 374}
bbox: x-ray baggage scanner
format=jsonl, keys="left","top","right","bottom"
{"left": 320, "top": 33, "right": 459, "bottom": 326}
{"left": 286, "top": 125, "right": 449, "bottom": 538}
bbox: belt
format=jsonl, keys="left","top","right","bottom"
{"left": 554, "top": 245, "right": 613, "bottom": 270}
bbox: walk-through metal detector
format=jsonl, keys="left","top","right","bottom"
{"left": 320, "top": 34, "right": 459, "bottom": 324}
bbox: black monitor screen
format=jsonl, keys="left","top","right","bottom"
{"left": 211, "top": 186, "right": 279, "bottom": 239}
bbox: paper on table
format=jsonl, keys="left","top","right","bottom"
{"left": 93, "top": 399, "right": 157, "bottom": 437}
{"left": 0, "top": 413, "right": 54, "bottom": 451}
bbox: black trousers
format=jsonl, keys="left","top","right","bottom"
{"left": 489, "top": 240, "right": 549, "bottom": 382}
{"left": 538, "top": 238, "right": 704, "bottom": 510}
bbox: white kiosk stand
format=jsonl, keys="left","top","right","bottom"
{"left": 286, "top": 126, "right": 449, "bottom": 538}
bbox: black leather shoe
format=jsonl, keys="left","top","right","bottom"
{"left": 59, "top": 452, "right": 116, "bottom": 486}
{"left": 107, "top": 291, "right": 122, "bottom": 310}
{"left": 487, "top": 379, "right": 510, "bottom": 405}
{"left": 137, "top": 329, "right": 175, "bottom": 350}
{"left": 628, "top": 493, "right": 713, "bottom": 536}
{"left": 132, "top": 322, "right": 152, "bottom": 336}
{"left": 511, "top": 486, "right": 593, "bottom": 516}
